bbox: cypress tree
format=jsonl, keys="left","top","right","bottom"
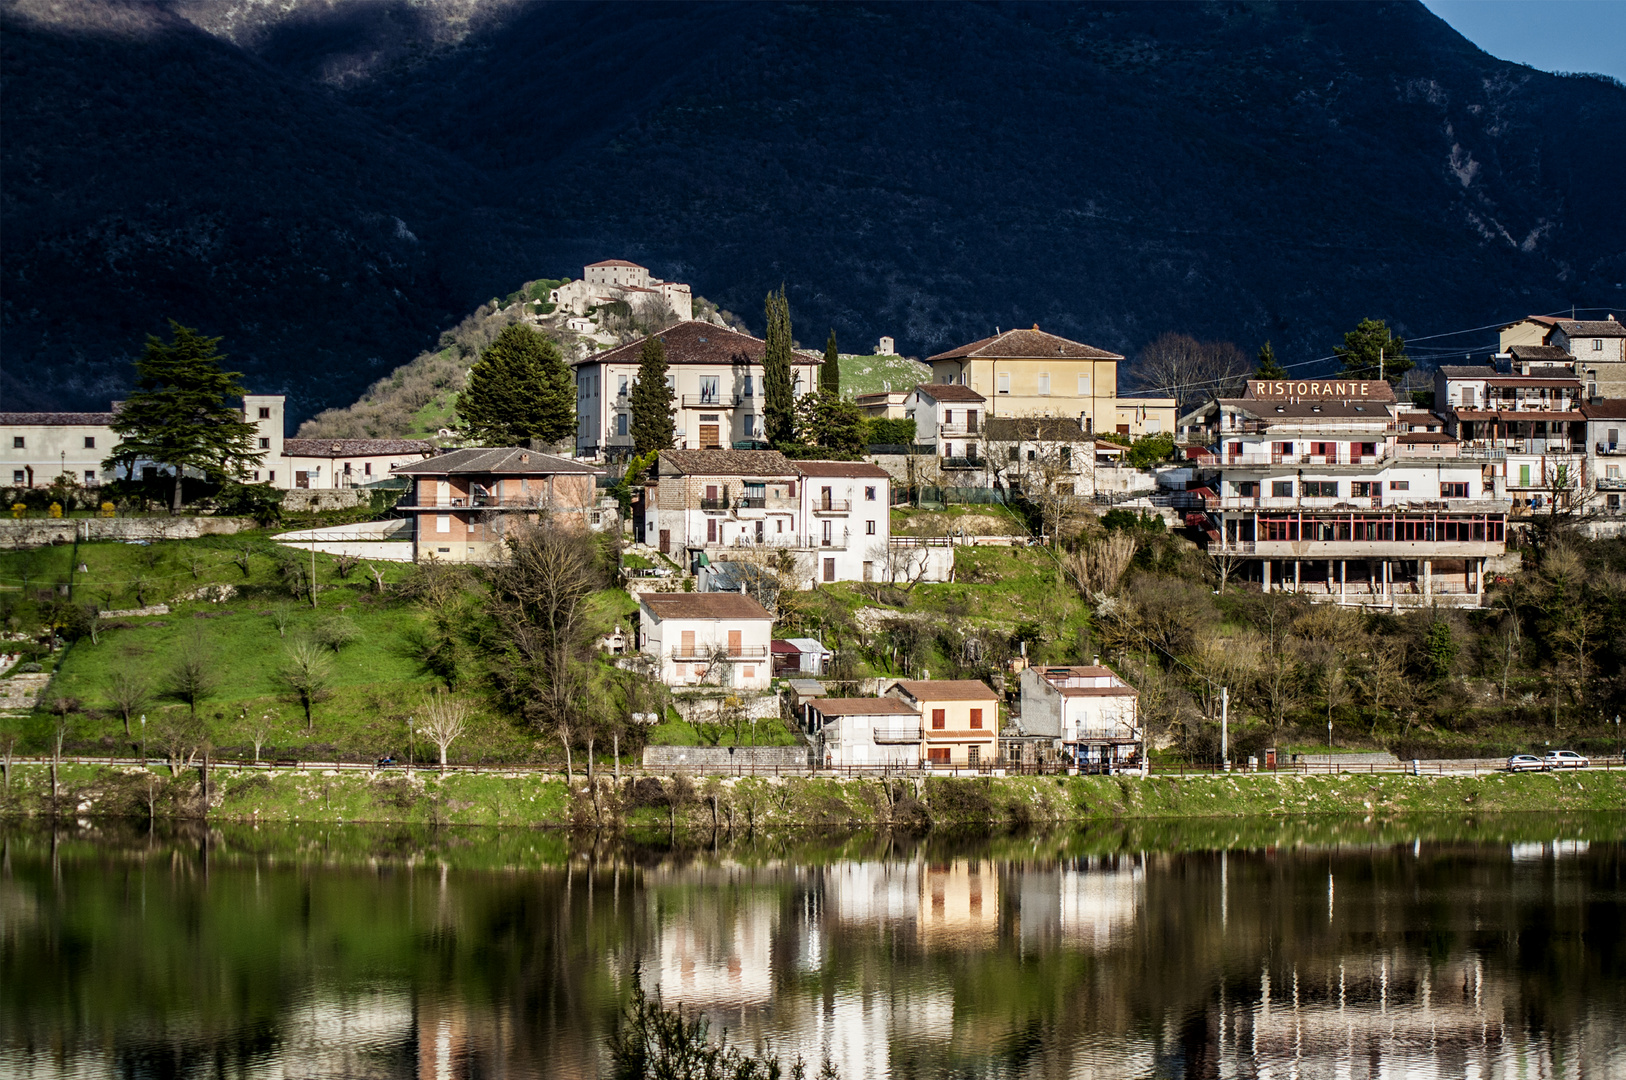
{"left": 763, "top": 286, "right": 795, "bottom": 446}
{"left": 629, "top": 334, "right": 676, "bottom": 457}
{"left": 458, "top": 324, "right": 575, "bottom": 446}
{"left": 106, "top": 321, "right": 264, "bottom": 513}
{"left": 1255, "top": 340, "right": 1288, "bottom": 379}
{"left": 821, "top": 328, "right": 840, "bottom": 394}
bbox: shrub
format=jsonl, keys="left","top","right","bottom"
{"left": 866, "top": 417, "right": 917, "bottom": 445}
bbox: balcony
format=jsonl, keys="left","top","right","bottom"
{"left": 1597, "top": 443, "right": 1626, "bottom": 456}
{"left": 402, "top": 496, "right": 560, "bottom": 510}
{"left": 940, "top": 457, "right": 982, "bottom": 470}
{"left": 680, "top": 395, "right": 742, "bottom": 408}
{"left": 1599, "top": 477, "right": 1626, "bottom": 491}
{"left": 873, "top": 726, "right": 923, "bottom": 743}
{"left": 812, "top": 499, "right": 851, "bottom": 514}
{"left": 737, "top": 496, "right": 767, "bottom": 508}
{"left": 1220, "top": 451, "right": 1391, "bottom": 468}
{"left": 722, "top": 534, "right": 846, "bottom": 551}
{"left": 670, "top": 645, "right": 771, "bottom": 660}
{"left": 700, "top": 498, "right": 729, "bottom": 511}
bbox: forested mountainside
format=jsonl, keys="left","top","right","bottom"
{"left": 4, "top": 1, "right": 1623, "bottom": 423}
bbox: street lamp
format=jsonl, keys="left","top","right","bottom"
{"left": 1616, "top": 714, "right": 1621, "bottom": 764}
{"left": 407, "top": 716, "right": 415, "bottom": 771}
{"left": 139, "top": 714, "right": 146, "bottom": 766}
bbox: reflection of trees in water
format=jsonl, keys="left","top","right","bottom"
{"left": 0, "top": 823, "right": 1620, "bottom": 1078}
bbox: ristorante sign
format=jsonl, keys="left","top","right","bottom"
{"left": 1246, "top": 379, "right": 1392, "bottom": 400}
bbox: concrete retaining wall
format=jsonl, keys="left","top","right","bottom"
{"left": 642, "top": 745, "right": 811, "bottom": 771}
{"left": 0, "top": 516, "right": 252, "bottom": 549}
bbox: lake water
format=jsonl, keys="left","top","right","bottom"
{"left": 1, "top": 816, "right": 1623, "bottom": 1079}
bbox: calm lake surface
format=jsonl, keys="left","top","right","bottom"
{"left": 2, "top": 815, "right": 1623, "bottom": 1079}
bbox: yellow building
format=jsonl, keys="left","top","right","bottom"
{"left": 887, "top": 679, "right": 999, "bottom": 768}
{"left": 926, "top": 325, "right": 1175, "bottom": 437}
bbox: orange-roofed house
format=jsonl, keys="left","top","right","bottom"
{"left": 1019, "top": 664, "right": 1140, "bottom": 771}
{"left": 637, "top": 592, "right": 774, "bottom": 689}
{"left": 886, "top": 679, "right": 999, "bottom": 770}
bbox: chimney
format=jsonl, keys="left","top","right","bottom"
{"left": 1032, "top": 323, "right": 1040, "bottom": 331}
{"left": 739, "top": 582, "right": 747, "bottom": 594}
{"left": 1093, "top": 654, "right": 1100, "bottom": 667}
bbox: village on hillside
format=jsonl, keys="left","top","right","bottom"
{"left": 4, "top": 260, "right": 1625, "bottom": 774}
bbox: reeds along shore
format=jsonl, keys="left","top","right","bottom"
{"left": 3, "top": 764, "right": 1624, "bottom": 830}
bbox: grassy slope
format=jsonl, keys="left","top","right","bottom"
{"left": 839, "top": 354, "right": 930, "bottom": 396}
{"left": 6, "top": 764, "right": 1623, "bottom": 829}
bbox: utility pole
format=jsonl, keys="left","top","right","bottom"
{"left": 1379, "top": 347, "right": 1384, "bottom": 384}
{"left": 1221, "top": 686, "right": 1230, "bottom": 772}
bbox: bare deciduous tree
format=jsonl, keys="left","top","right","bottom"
{"left": 1130, "top": 333, "right": 1250, "bottom": 416}
{"left": 419, "top": 692, "right": 470, "bottom": 773}
{"left": 103, "top": 669, "right": 151, "bottom": 737}
{"left": 163, "top": 634, "right": 216, "bottom": 720}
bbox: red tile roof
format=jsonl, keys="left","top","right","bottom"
{"left": 586, "top": 259, "right": 646, "bottom": 269}
{"left": 915, "top": 382, "right": 987, "bottom": 403}
{"left": 577, "top": 321, "right": 821, "bottom": 369}
{"left": 891, "top": 679, "right": 999, "bottom": 701}
{"left": 1, "top": 411, "right": 117, "bottom": 426}
{"left": 639, "top": 592, "right": 774, "bottom": 620}
{"left": 391, "top": 447, "right": 600, "bottom": 476}
{"left": 809, "top": 697, "right": 918, "bottom": 717}
{"left": 926, "top": 327, "right": 1123, "bottom": 363}
{"left": 1580, "top": 399, "right": 1626, "bottom": 420}
{"left": 794, "top": 460, "right": 891, "bottom": 479}
{"left": 659, "top": 449, "right": 795, "bottom": 477}
{"left": 1554, "top": 319, "right": 1626, "bottom": 338}
{"left": 284, "top": 438, "right": 437, "bottom": 457}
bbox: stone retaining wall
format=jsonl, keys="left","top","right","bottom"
{"left": 280, "top": 489, "right": 377, "bottom": 512}
{"left": 642, "top": 745, "right": 811, "bottom": 771}
{"left": 0, "top": 517, "right": 252, "bottom": 549}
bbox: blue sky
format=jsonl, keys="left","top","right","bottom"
{"left": 1422, "top": 1, "right": 1626, "bottom": 82}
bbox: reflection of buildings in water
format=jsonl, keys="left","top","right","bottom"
{"left": 919, "top": 858, "right": 999, "bottom": 950}
{"left": 1511, "top": 839, "right": 1590, "bottom": 861}
{"left": 1005, "top": 856, "right": 1144, "bottom": 952}
{"left": 1208, "top": 953, "right": 1625, "bottom": 1079}
{"left": 647, "top": 888, "right": 777, "bottom": 1007}
{"left": 826, "top": 861, "right": 919, "bottom": 927}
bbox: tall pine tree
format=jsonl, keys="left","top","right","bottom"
{"left": 821, "top": 328, "right": 841, "bottom": 394}
{"left": 763, "top": 286, "right": 795, "bottom": 446}
{"left": 1335, "top": 318, "right": 1412, "bottom": 384}
{"left": 1255, "top": 340, "right": 1288, "bottom": 378}
{"left": 458, "top": 324, "right": 575, "bottom": 446}
{"left": 629, "top": 333, "right": 676, "bottom": 457}
{"left": 106, "top": 321, "right": 264, "bottom": 513}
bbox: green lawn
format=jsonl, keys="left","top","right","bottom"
{"left": 648, "top": 709, "right": 801, "bottom": 747}
{"left": 890, "top": 504, "right": 1029, "bottom": 536}
{"left": 839, "top": 353, "right": 930, "bottom": 396}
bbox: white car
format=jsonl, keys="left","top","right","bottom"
{"left": 1542, "top": 750, "right": 1590, "bottom": 770}
{"left": 1506, "top": 754, "right": 1543, "bottom": 773}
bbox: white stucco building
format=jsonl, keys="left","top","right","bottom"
{"left": 1018, "top": 664, "right": 1140, "bottom": 768}
{"left": 804, "top": 696, "right": 922, "bottom": 768}
{"left": 637, "top": 591, "right": 775, "bottom": 689}
{"left": 551, "top": 259, "right": 694, "bottom": 323}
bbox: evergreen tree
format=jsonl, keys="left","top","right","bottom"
{"left": 1255, "top": 340, "right": 1288, "bottom": 379}
{"left": 763, "top": 286, "right": 796, "bottom": 445}
{"left": 821, "top": 328, "right": 841, "bottom": 394}
{"left": 106, "top": 321, "right": 263, "bottom": 513}
{"left": 629, "top": 334, "right": 676, "bottom": 457}
{"left": 1335, "top": 318, "right": 1412, "bottom": 384}
{"left": 458, "top": 324, "right": 575, "bottom": 446}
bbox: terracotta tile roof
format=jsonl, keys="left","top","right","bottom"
{"left": 1437, "top": 365, "right": 1497, "bottom": 378}
{"left": 914, "top": 383, "right": 987, "bottom": 403}
{"left": 638, "top": 592, "right": 773, "bottom": 620}
{"left": 984, "top": 417, "right": 1087, "bottom": 442}
{"left": 576, "top": 322, "right": 820, "bottom": 368}
{"left": 1485, "top": 376, "right": 1580, "bottom": 387}
{"left": 391, "top": 447, "right": 601, "bottom": 476}
{"left": 659, "top": 449, "right": 795, "bottom": 477}
{"left": 1555, "top": 319, "right": 1626, "bottom": 338}
{"left": 794, "top": 460, "right": 891, "bottom": 479}
{"left": 1580, "top": 399, "right": 1626, "bottom": 419}
{"left": 1506, "top": 345, "right": 1574, "bottom": 363}
{"left": 927, "top": 327, "right": 1123, "bottom": 363}
{"left": 1, "top": 411, "right": 117, "bottom": 426}
{"left": 808, "top": 697, "right": 918, "bottom": 717}
{"left": 284, "top": 438, "right": 437, "bottom": 458}
{"left": 1501, "top": 315, "right": 1563, "bottom": 329}
{"left": 891, "top": 679, "right": 999, "bottom": 701}
{"left": 586, "top": 259, "right": 646, "bottom": 269}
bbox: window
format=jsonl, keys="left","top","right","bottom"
{"left": 969, "top": 708, "right": 983, "bottom": 730}
{"left": 742, "top": 375, "right": 754, "bottom": 397}
{"left": 1391, "top": 480, "right": 1410, "bottom": 491}
{"left": 1077, "top": 374, "right": 1091, "bottom": 395}
{"left": 436, "top": 515, "right": 450, "bottom": 533}
{"left": 864, "top": 485, "right": 876, "bottom": 501}
{"left": 11, "top": 470, "right": 23, "bottom": 484}
{"left": 269, "top": 471, "right": 275, "bottom": 483}
{"left": 1462, "top": 387, "right": 1475, "bottom": 406}
{"left": 932, "top": 709, "right": 946, "bottom": 730}
{"left": 258, "top": 407, "right": 271, "bottom": 419}
{"left": 1037, "top": 373, "right": 1050, "bottom": 395}
{"left": 707, "top": 518, "right": 717, "bottom": 543}
{"left": 1442, "top": 482, "right": 1469, "bottom": 498}
{"left": 1146, "top": 419, "right": 1162, "bottom": 433}
{"left": 944, "top": 409, "right": 953, "bottom": 426}
{"left": 866, "top": 520, "right": 876, "bottom": 535}
{"left": 1060, "top": 447, "right": 1072, "bottom": 467}
{"left": 252, "top": 471, "right": 260, "bottom": 481}
{"left": 1594, "top": 339, "right": 1604, "bottom": 351}
{"left": 11, "top": 437, "right": 22, "bottom": 449}
{"left": 699, "top": 375, "right": 719, "bottom": 403}
{"left": 787, "top": 481, "right": 796, "bottom": 497}
{"left": 83, "top": 470, "right": 95, "bottom": 484}
{"left": 1353, "top": 481, "right": 1382, "bottom": 498}
{"left": 743, "top": 666, "right": 756, "bottom": 679}
{"left": 617, "top": 414, "right": 629, "bottom": 436}
{"left": 1303, "top": 481, "right": 1337, "bottom": 498}
{"left": 1236, "top": 481, "right": 1258, "bottom": 497}
{"left": 1272, "top": 480, "right": 1293, "bottom": 497}
{"left": 364, "top": 462, "right": 373, "bottom": 476}
{"left": 618, "top": 375, "right": 628, "bottom": 396}
{"left": 928, "top": 747, "right": 951, "bottom": 764}
{"left": 259, "top": 437, "right": 271, "bottom": 449}
{"left": 998, "top": 373, "right": 1010, "bottom": 394}
{"left": 1008, "top": 446, "right": 1020, "bottom": 462}
{"left": 84, "top": 436, "right": 96, "bottom": 449}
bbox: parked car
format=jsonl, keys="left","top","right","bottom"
{"left": 1543, "top": 750, "right": 1590, "bottom": 770}
{"left": 1505, "top": 754, "right": 1543, "bottom": 772}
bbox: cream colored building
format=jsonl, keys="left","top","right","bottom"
{"left": 551, "top": 259, "right": 694, "bottom": 322}
{"left": 926, "top": 326, "right": 1175, "bottom": 437}
{"left": 3, "top": 408, "right": 120, "bottom": 488}
{"left": 886, "top": 678, "right": 999, "bottom": 769}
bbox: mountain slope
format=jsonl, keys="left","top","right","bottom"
{"left": 4, "top": 1, "right": 1623, "bottom": 421}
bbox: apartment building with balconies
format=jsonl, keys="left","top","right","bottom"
{"left": 573, "top": 322, "right": 820, "bottom": 457}
{"left": 636, "top": 591, "right": 774, "bottom": 689}
{"left": 909, "top": 382, "right": 987, "bottom": 464}
{"left": 1183, "top": 379, "right": 1506, "bottom": 605}
{"left": 391, "top": 447, "right": 603, "bottom": 562}
{"left": 885, "top": 679, "right": 999, "bottom": 769}
{"left": 804, "top": 697, "right": 923, "bottom": 769}
{"left": 1583, "top": 399, "right": 1626, "bottom": 516}
{"left": 1018, "top": 664, "right": 1140, "bottom": 769}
